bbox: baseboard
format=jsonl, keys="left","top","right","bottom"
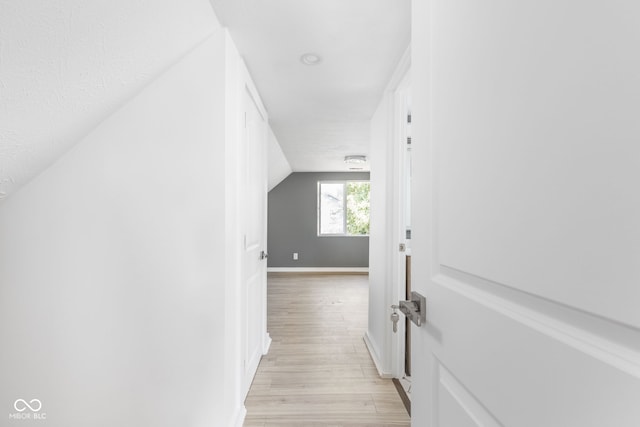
{"left": 363, "top": 332, "right": 392, "bottom": 378}
{"left": 263, "top": 333, "right": 272, "bottom": 355}
{"left": 230, "top": 404, "right": 246, "bottom": 427}
{"left": 267, "top": 267, "right": 369, "bottom": 274}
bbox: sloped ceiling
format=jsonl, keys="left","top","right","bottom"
{"left": 267, "top": 127, "right": 292, "bottom": 191}
{"left": 0, "top": 0, "right": 219, "bottom": 202}
{"left": 210, "top": 0, "right": 411, "bottom": 172}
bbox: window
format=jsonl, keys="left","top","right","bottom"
{"left": 318, "top": 181, "right": 370, "bottom": 236}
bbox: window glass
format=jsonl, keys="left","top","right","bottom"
{"left": 319, "top": 183, "right": 345, "bottom": 234}
{"left": 346, "top": 181, "right": 370, "bottom": 235}
{"left": 318, "top": 181, "right": 370, "bottom": 236}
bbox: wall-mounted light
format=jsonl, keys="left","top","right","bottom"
{"left": 344, "top": 155, "right": 367, "bottom": 164}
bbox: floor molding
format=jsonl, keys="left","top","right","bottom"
{"left": 230, "top": 405, "right": 246, "bottom": 427}
{"left": 363, "top": 332, "right": 392, "bottom": 378}
{"left": 267, "top": 267, "right": 369, "bottom": 274}
{"left": 262, "top": 333, "right": 272, "bottom": 355}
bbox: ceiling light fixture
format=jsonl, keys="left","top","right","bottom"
{"left": 344, "top": 155, "right": 367, "bottom": 164}
{"left": 300, "top": 53, "right": 322, "bottom": 65}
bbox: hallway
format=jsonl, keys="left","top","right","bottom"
{"left": 244, "top": 274, "right": 410, "bottom": 426}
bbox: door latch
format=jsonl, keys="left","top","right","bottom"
{"left": 397, "top": 291, "right": 426, "bottom": 327}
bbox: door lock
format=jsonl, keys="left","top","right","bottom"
{"left": 260, "top": 250, "right": 268, "bottom": 260}
{"left": 397, "top": 291, "right": 426, "bottom": 327}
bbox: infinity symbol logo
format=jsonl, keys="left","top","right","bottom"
{"left": 14, "top": 399, "right": 42, "bottom": 412}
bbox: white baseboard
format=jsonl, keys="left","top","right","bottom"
{"left": 263, "top": 333, "right": 272, "bottom": 355}
{"left": 267, "top": 267, "right": 369, "bottom": 273}
{"left": 230, "top": 404, "right": 246, "bottom": 427}
{"left": 363, "top": 332, "right": 392, "bottom": 378}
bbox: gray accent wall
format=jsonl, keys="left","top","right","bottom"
{"left": 268, "top": 172, "right": 370, "bottom": 268}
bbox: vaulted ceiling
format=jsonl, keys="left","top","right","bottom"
{"left": 209, "top": 0, "right": 411, "bottom": 172}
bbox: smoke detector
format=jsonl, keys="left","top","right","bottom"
{"left": 300, "top": 53, "right": 322, "bottom": 65}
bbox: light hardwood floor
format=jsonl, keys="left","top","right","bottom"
{"left": 244, "top": 273, "right": 411, "bottom": 427}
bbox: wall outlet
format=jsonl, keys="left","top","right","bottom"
{"left": 293, "top": 252, "right": 298, "bottom": 260}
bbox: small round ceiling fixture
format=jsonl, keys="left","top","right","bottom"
{"left": 300, "top": 53, "right": 322, "bottom": 65}
{"left": 344, "top": 155, "right": 367, "bottom": 164}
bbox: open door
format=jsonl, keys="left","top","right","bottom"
{"left": 410, "top": 1, "right": 640, "bottom": 426}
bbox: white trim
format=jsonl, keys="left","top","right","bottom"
{"left": 436, "top": 358, "right": 502, "bottom": 427}
{"left": 386, "top": 44, "right": 412, "bottom": 94}
{"left": 364, "top": 332, "right": 393, "bottom": 378}
{"left": 388, "top": 49, "right": 412, "bottom": 380}
{"left": 435, "top": 271, "right": 640, "bottom": 379}
{"left": 229, "top": 405, "right": 246, "bottom": 427}
{"left": 262, "top": 333, "right": 272, "bottom": 355}
{"left": 267, "top": 267, "right": 369, "bottom": 273}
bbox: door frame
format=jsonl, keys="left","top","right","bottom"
{"left": 387, "top": 53, "right": 412, "bottom": 380}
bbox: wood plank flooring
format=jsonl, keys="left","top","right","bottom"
{"left": 244, "top": 273, "right": 411, "bottom": 427}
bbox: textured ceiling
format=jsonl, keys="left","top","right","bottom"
{"left": 0, "top": 0, "right": 217, "bottom": 202}
{"left": 209, "top": 0, "right": 411, "bottom": 172}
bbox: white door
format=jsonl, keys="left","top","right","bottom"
{"left": 241, "top": 84, "right": 269, "bottom": 396}
{"left": 410, "top": 1, "right": 640, "bottom": 426}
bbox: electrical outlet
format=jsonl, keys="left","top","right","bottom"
{"left": 293, "top": 252, "right": 298, "bottom": 260}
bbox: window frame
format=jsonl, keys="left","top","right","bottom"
{"left": 317, "top": 180, "right": 370, "bottom": 237}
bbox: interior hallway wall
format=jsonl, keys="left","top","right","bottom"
{"left": 0, "top": 29, "right": 245, "bottom": 427}
{"left": 366, "top": 93, "right": 396, "bottom": 375}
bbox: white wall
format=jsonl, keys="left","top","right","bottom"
{"left": 366, "top": 49, "right": 410, "bottom": 377}
{"left": 0, "top": 0, "right": 218, "bottom": 202}
{"left": 0, "top": 23, "right": 250, "bottom": 427}
{"left": 267, "top": 127, "right": 292, "bottom": 191}
{"left": 366, "top": 95, "right": 394, "bottom": 375}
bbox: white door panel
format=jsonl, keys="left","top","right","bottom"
{"left": 425, "top": 280, "right": 640, "bottom": 426}
{"left": 242, "top": 83, "right": 268, "bottom": 396}
{"left": 431, "top": 0, "right": 640, "bottom": 328}
{"left": 435, "top": 362, "right": 501, "bottom": 427}
{"left": 411, "top": 0, "right": 640, "bottom": 425}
